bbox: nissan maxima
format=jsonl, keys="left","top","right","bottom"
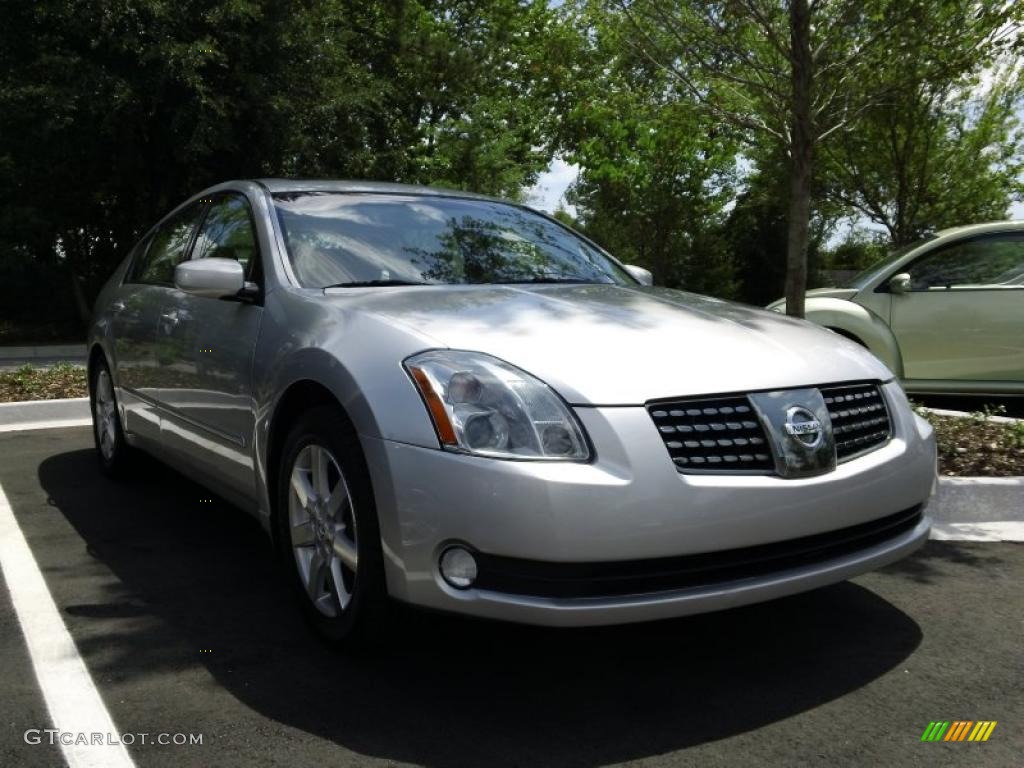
{"left": 88, "top": 180, "right": 937, "bottom": 641}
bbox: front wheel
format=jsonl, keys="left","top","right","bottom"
{"left": 275, "top": 406, "right": 390, "bottom": 645}
{"left": 90, "top": 359, "right": 134, "bottom": 477}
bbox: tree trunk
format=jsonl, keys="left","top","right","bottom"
{"left": 785, "top": 0, "right": 813, "bottom": 318}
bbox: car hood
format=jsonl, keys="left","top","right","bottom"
{"left": 766, "top": 286, "right": 859, "bottom": 311}
{"left": 330, "top": 284, "right": 892, "bottom": 405}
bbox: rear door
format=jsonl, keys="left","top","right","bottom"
{"left": 156, "top": 192, "right": 264, "bottom": 498}
{"left": 890, "top": 232, "right": 1024, "bottom": 383}
{"left": 112, "top": 202, "right": 206, "bottom": 443}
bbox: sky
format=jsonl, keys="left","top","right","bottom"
{"left": 524, "top": 156, "right": 578, "bottom": 215}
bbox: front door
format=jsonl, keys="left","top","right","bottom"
{"left": 113, "top": 202, "right": 206, "bottom": 443}
{"left": 157, "top": 193, "right": 264, "bottom": 498}
{"left": 890, "top": 232, "right": 1024, "bottom": 383}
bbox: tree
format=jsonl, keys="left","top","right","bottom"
{"left": 823, "top": 65, "right": 1024, "bottom": 244}
{"left": 605, "top": 0, "right": 1020, "bottom": 316}
{"left": 722, "top": 150, "right": 838, "bottom": 304}
{"left": 556, "top": 5, "right": 740, "bottom": 295}
{"left": 0, "top": 0, "right": 561, "bottom": 330}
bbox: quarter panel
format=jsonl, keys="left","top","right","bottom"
{"left": 803, "top": 297, "right": 903, "bottom": 377}
{"left": 250, "top": 288, "right": 445, "bottom": 527}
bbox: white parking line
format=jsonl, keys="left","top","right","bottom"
{"left": 930, "top": 521, "right": 1024, "bottom": 542}
{"left": 0, "top": 482, "right": 135, "bottom": 768}
{"left": 0, "top": 396, "right": 90, "bottom": 408}
{"left": 0, "top": 418, "right": 93, "bottom": 433}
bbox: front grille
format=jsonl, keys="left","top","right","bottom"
{"left": 472, "top": 506, "right": 923, "bottom": 599}
{"left": 649, "top": 381, "right": 892, "bottom": 474}
{"left": 647, "top": 395, "right": 774, "bottom": 473}
{"left": 820, "top": 382, "right": 891, "bottom": 461}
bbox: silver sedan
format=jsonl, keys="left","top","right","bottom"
{"left": 88, "top": 180, "right": 937, "bottom": 642}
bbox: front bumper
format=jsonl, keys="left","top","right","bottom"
{"left": 363, "top": 382, "right": 936, "bottom": 626}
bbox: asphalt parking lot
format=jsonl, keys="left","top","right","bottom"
{"left": 1, "top": 426, "right": 1021, "bottom": 767}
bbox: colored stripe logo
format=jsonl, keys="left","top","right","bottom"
{"left": 920, "top": 721, "right": 997, "bottom": 742}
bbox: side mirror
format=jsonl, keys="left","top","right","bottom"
{"left": 624, "top": 264, "right": 654, "bottom": 286}
{"left": 888, "top": 272, "right": 911, "bottom": 294}
{"left": 175, "top": 258, "right": 248, "bottom": 299}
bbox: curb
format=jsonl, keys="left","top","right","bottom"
{"left": 0, "top": 344, "right": 87, "bottom": 360}
{"left": 929, "top": 475, "right": 1024, "bottom": 527}
{"left": 918, "top": 406, "right": 1022, "bottom": 425}
{"left": 0, "top": 397, "right": 91, "bottom": 431}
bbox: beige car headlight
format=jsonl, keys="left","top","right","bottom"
{"left": 405, "top": 350, "right": 590, "bottom": 460}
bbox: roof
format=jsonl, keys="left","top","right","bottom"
{"left": 935, "top": 220, "right": 1024, "bottom": 238}
{"left": 254, "top": 178, "right": 501, "bottom": 202}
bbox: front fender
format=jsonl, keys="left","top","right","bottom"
{"left": 802, "top": 298, "right": 903, "bottom": 378}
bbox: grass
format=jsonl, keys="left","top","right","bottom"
{"left": 0, "top": 363, "right": 87, "bottom": 402}
{"left": 915, "top": 404, "right": 1024, "bottom": 477}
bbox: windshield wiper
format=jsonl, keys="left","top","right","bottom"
{"left": 492, "top": 277, "right": 603, "bottom": 285}
{"left": 323, "top": 279, "right": 430, "bottom": 288}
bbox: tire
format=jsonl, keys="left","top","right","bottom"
{"left": 275, "top": 405, "right": 390, "bottom": 646}
{"left": 90, "top": 358, "right": 134, "bottom": 478}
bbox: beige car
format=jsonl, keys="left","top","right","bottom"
{"left": 769, "top": 222, "right": 1024, "bottom": 395}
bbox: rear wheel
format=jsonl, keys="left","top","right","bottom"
{"left": 90, "top": 359, "right": 134, "bottom": 477}
{"left": 276, "top": 406, "right": 390, "bottom": 645}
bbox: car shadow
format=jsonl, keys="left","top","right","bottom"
{"left": 879, "top": 539, "right": 1006, "bottom": 585}
{"left": 38, "top": 448, "right": 922, "bottom": 767}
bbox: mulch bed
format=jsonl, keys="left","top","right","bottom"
{"left": 924, "top": 412, "right": 1024, "bottom": 477}
{"left": 0, "top": 363, "right": 87, "bottom": 402}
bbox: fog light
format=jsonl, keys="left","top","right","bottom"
{"left": 440, "top": 546, "right": 478, "bottom": 589}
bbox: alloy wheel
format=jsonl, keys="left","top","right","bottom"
{"left": 94, "top": 368, "right": 118, "bottom": 460}
{"left": 287, "top": 443, "right": 358, "bottom": 617}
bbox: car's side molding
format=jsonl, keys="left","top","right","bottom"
{"left": 801, "top": 297, "right": 904, "bottom": 378}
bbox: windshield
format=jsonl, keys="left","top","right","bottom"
{"left": 841, "top": 235, "right": 938, "bottom": 289}
{"left": 272, "top": 192, "right": 632, "bottom": 288}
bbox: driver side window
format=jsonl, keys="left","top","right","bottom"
{"left": 192, "top": 194, "right": 259, "bottom": 278}
{"left": 130, "top": 202, "right": 205, "bottom": 286}
{"left": 908, "top": 234, "right": 1024, "bottom": 290}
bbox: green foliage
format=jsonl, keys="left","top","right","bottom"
{"left": 822, "top": 236, "right": 888, "bottom": 273}
{"left": 824, "top": 66, "right": 1024, "bottom": 244}
{"left": 0, "top": 0, "right": 1021, "bottom": 330}
{"left": 720, "top": 166, "right": 789, "bottom": 305}
{"left": 1010, "top": 420, "right": 1024, "bottom": 451}
{"left": 581, "top": 0, "right": 1024, "bottom": 309}
{"left": 819, "top": 2, "right": 1024, "bottom": 243}
{"left": 0, "top": 0, "right": 561, "bottom": 325}
{"left": 556, "top": 3, "right": 740, "bottom": 296}
{"left": 721, "top": 153, "right": 834, "bottom": 304}
{"left": 551, "top": 207, "right": 578, "bottom": 228}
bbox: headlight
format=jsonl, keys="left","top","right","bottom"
{"left": 404, "top": 350, "right": 590, "bottom": 460}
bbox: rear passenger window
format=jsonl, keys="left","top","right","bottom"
{"left": 192, "top": 194, "right": 259, "bottom": 277}
{"left": 130, "top": 202, "right": 205, "bottom": 285}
